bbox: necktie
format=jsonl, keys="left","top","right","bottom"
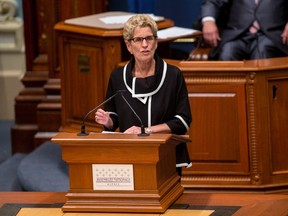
{"left": 249, "top": 0, "right": 260, "bottom": 33}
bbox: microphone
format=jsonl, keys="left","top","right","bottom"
{"left": 77, "top": 90, "right": 125, "bottom": 136}
{"left": 118, "top": 91, "right": 149, "bottom": 137}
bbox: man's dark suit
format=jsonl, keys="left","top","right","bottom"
{"left": 201, "top": 0, "right": 288, "bottom": 60}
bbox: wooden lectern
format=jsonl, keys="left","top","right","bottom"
{"left": 52, "top": 132, "right": 190, "bottom": 213}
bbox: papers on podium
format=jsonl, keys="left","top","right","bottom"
{"left": 99, "top": 13, "right": 164, "bottom": 24}
{"left": 64, "top": 11, "right": 164, "bottom": 30}
{"left": 157, "top": 26, "right": 200, "bottom": 40}
{"left": 64, "top": 11, "right": 199, "bottom": 41}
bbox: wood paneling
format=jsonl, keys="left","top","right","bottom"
{"left": 268, "top": 79, "right": 288, "bottom": 173}
{"left": 188, "top": 83, "right": 249, "bottom": 173}
{"left": 164, "top": 58, "right": 288, "bottom": 192}
{"left": 12, "top": 0, "right": 108, "bottom": 153}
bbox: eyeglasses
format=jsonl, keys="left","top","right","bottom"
{"left": 129, "top": 35, "right": 157, "bottom": 44}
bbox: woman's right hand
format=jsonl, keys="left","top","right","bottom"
{"left": 95, "top": 108, "right": 111, "bottom": 127}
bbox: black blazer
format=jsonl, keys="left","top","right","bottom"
{"left": 201, "top": 0, "right": 288, "bottom": 57}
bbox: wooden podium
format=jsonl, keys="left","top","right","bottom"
{"left": 52, "top": 132, "right": 190, "bottom": 213}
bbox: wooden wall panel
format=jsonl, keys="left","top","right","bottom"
{"left": 268, "top": 79, "right": 288, "bottom": 173}
{"left": 65, "top": 43, "right": 104, "bottom": 123}
{"left": 162, "top": 59, "right": 288, "bottom": 192}
{"left": 187, "top": 84, "right": 249, "bottom": 173}
{"left": 13, "top": 0, "right": 108, "bottom": 153}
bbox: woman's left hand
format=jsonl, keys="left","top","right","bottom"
{"left": 123, "top": 126, "right": 142, "bottom": 134}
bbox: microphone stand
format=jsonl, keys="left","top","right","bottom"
{"left": 119, "top": 92, "right": 149, "bottom": 137}
{"left": 77, "top": 90, "right": 150, "bottom": 137}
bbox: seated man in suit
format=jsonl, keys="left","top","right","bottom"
{"left": 201, "top": 0, "right": 288, "bottom": 60}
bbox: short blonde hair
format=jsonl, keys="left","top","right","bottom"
{"left": 123, "top": 14, "right": 158, "bottom": 41}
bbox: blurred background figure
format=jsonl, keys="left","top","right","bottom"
{"left": 201, "top": 0, "right": 288, "bottom": 60}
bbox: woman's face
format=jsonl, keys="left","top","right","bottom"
{"left": 125, "top": 26, "right": 158, "bottom": 63}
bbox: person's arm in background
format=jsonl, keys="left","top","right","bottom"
{"left": 202, "top": 17, "right": 220, "bottom": 47}
{"left": 281, "top": 22, "right": 288, "bottom": 45}
{"left": 201, "top": 0, "right": 229, "bottom": 47}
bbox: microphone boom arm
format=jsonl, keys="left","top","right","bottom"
{"left": 119, "top": 92, "right": 149, "bottom": 136}
{"left": 77, "top": 90, "right": 149, "bottom": 136}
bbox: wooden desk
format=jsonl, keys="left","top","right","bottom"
{"left": 1, "top": 192, "right": 288, "bottom": 215}
{"left": 166, "top": 57, "right": 288, "bottom": 193}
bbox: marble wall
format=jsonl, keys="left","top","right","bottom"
{"left": 0, "top": 0, "right": 25, "bottom": 120}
